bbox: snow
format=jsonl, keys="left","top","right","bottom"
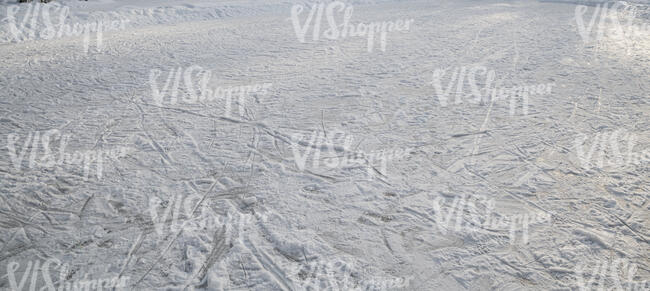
{"left": 0, "top": 0, "right": 648, "bottom": 290}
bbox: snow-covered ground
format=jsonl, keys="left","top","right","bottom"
{"left": 0, "top": 0, "right": 648, "bottom": 290}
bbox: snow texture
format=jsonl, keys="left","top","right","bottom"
{"left": 0, "top": 0, "right": 648, "bottom": 290}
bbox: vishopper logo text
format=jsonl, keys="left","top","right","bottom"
{"left": 290, "top": 259, "right": 410, "bottom": 290}
{"left": 574, "top": 258, "right": 648, "bottom": 291}
{"left": 3, "top": 2, "right": 129, "bottom": 53}
{"left": 575, "top": 2, "right": 649, "bottom": 54}
{"left": 431, "top": 194, "right": 551, "bottom": 245}
{"left": 290, "top": 129, "right": 411, "bottom": 180}
{"left": 149, "top": 65, "right": 272, "bottom": 117}
{"left": 5, "top": 258, "right": 128, "bottom": 291}
{"left": 431, "top": 65, "right": 555, "bottom": 115}
{"left": 6, "top": 129, "right": 130, "bottom": 181}
{"left": 574, "top": 128, "right": 648, "bottom": 172}
{"left": 289, "top": 2, "right": 414, "bottom": 52}
{"left": 148, "top": 192, "right": 266, "bottom": 241}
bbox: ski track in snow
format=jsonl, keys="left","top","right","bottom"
{"left": 0, "top": 0, "right": 649, "bottom": 290}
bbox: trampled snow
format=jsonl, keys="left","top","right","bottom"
{"left": 0, "top": 0, "right": 648, "bottom": 290}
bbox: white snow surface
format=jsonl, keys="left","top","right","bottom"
{"left": 0, "top": 0, "right": 649, "bottom": 290}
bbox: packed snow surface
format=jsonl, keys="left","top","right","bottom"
{"left": 0, "top": 0, "right": 648, "bottom": 290}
